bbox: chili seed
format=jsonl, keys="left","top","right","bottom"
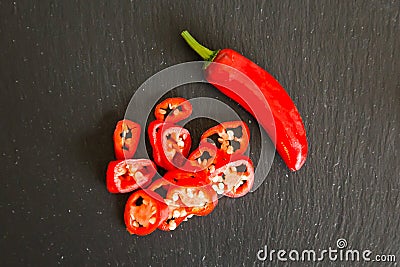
{"left": 180, "top": 209, "right": 187, "bottom": 217}
{"left": 169, "top": 221, "right": 177, "bottom": 230}
{"left": 173, "top": 210, "right": 181, "bottom": 218}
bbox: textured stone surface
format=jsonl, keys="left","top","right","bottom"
{"left": 0, "top": 0, "right": 398, "bottom": 265}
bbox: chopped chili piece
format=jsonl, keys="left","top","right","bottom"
{"left": 113, "top": 120, "right": 141, "bottom": 159}
{"left": 150, "top": 123, "right": 191, "bottom": 170}
{"left": 124, "top": 190, "right": 169, "bottom": 236}
{"left": 182, "top": 142, "right": 218, "bottom": 173}
{"left": 201, "top": 121, "right": 250, "bottom": 156}
{"left": 208, "top": 156, "right": 254, "bottom": 198}
{"left": 106, "top": 159, "right": 157, "bottom": 193}
{"left": 166, "top": 184, "right": 218, "bottom": 217}
{"left": 155, "top": 97, "right": 192, "bottom": 123}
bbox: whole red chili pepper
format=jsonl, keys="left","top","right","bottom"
{"left": 181, "top": 31, "right": 308, "bottom": 171}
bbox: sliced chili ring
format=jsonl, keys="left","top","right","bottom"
{"left": 200, "top": 121, "right": 250, "bottom": 156}
{"left": 124, "top": 190, "right": 169, "bottom": 236}
{"left": 154, "top": 97, "right": 192, "bottom": 123}
{"left": 157, "top": 123, "right": 192, "bottom": 170}
{"left": 208, "top": 156, "right": 254, "bottom": 198}
{"left": 148, "top": 121, "right": 192, "bottom": 170}
{"left": 182, "top": 141, "right": 218, "bottom": 173}
{"left": 113, "top": 120, "right": 141, "bottom": 160}
{"left": 147, "top": 178, "right": 191, "bottom": 231}
{"left": 106, "top": 159, "right": 157, "bottom": 194}
{"left": 166, "top": 184, "right": 218, "bottom": 216}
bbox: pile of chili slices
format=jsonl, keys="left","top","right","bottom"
{"left": 107, "top": 97, "right": 255, "bottom": 236}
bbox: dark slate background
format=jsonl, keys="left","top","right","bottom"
{"left": 0, "top": 1, "right": 399, "bottom": 266}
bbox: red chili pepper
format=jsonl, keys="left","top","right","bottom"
{"left": 154, "top": 97, "right": 192, "bottom": 123}
{"left": 181, "top": 31, "right": 308, "bottom": 171}
{"left": 208, "top": 155, "right": 254, "bottom": 198}
{"left": 148, "top": 121, "right": 192, "bottom": 170}
{"left": 113, "top": 120, "right": 141, "bottom": 160}
{"left": 124, "top": 189, "right": 169, "bottom": 236}
{"left": 200, "top": 121, "right": 250, "bottom": 157}
{"left": 106, "top": 159, "right": 157, "bottom": 193}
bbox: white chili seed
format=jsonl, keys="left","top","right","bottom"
{"left": 209, "top": 165, "right": 215, "bottom": 173}
{"left": 180, "top": 209, "right": 187, "bottom": 217}
{"left": 159, "top": 109, "right": 167, "bottom": 114}
{"left": 212, "top": 185, "right": 219, "bottom": 192}
{"left": 173, "top": 210, "right": 181, "bottom": 218}
{"left": 169, "top": 221, "right": 177, "bottom": 230}
{"left": 227, "top": 130, "right": 234, "bottom": 140}
{"left": 177, "top": 140, "right": 184, "bottom": 147}
{"left": 149, "top": 217, "right": 156, "bottom": 224}
{"left": 172, "top": 193, "right": 179, "bottom": 202}
{"left": 133, "top": 221, "right": 139, "bottom": 227}
{"left": 218, "top": 183, "right": 225, "bottom": 190}
{"left": 211, "top": 176, "right": 220, "bottom": 183}
{"left": 197, "top": 191, "right": 205, "bottom": 199}
{"left": 187, "top": 189, "right": 194, "bottom": 198}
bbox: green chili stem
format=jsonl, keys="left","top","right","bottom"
{"left": 181, "top": 30, "right": 219, "bottom": 62}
